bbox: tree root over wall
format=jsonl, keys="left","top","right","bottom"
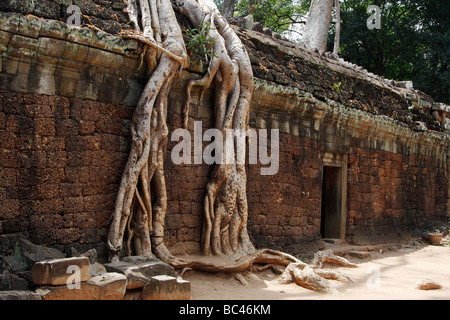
{"left": 107, "top": 0, "right": 357, "bottom": 293}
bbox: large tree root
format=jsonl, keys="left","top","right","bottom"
{"left": 310, "top": 249, "right": 358, "bottom": 269}
{"left": 156, "top": 248, "right": 300, "bottom": 273}
{"left": 107, "top": 0, "right": 187, "bottom": 262}
{"left": 170, "top": 249, "right": 357, "bottom": 294}
{"left": 279, "top": 250, "right": 356, "bottom": 293}
{"left": 108, "top": 0, "right": 356, "bottom": 295}
{"left": 175, "top": 0, "right": 257, "bottom": 261}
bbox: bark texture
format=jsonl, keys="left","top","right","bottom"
{"left": 279, "top": 250, "right": 356, "bottom": 293}
{"left": 302, "top": 0, "right": 334, "bottom": 53}
{"left": 108, "top": 0, "right": 256, "bottom": 264}
{"left": 222, "top": 0, "right": 236, "bottom": 19}
{"left": 107, "top": 0, "right": 357, "bottom": 294}
{"left": 107, "top": 0, "right": 188, "bottom": 262}
{"left": 178, "top": 0, "right": 256, "bottom": 261}
{"left": 332, "top": 0, "right": 341, "bottom": 56}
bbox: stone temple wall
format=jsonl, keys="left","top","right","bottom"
{"left": 0, "top": 10, "right": 448, "bottom": 258}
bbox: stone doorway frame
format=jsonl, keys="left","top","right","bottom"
{"left": 320, "top": 152, "right": 348, "bottom": 242}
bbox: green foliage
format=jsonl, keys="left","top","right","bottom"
{"left": 333, "top": 81, "right": 342, "bottom": 94}
{"left": 329, "top": 0, "right": 449, "bottom": 104}
{"left": 236, "top": 0, "right": 309, "bottom": 34}
{"left": 216, "top": 0, "right": 448, "bottom": 103}
{"left": 186, "top": 21, "right": 217, "bottom": 62}
{"left": 213, "top": 0, "right": 224, "bottom": 12}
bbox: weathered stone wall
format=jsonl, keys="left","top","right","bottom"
{"left": 0, "top": 92, "right": 133, "bottom": 256}
{"left": 0, "top": 11, "right": 448, "bottom": 258}
{"left": 163, "top": 74, "right": 449, "bottom": 255}
{"left": 0, "top": 0, "right": 131, "bottom": 34}
{"left": 346, "top": 148, "right": 448, "bottom": 244}
{"left": 0, "top": 12, "right": 142, "bottom": 255}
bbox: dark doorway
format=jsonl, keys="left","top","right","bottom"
{"left": 321, "top": 166, "right": 343, "bottom": 239}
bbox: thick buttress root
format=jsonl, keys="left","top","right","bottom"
{"left": 108, "top": 0, "right": 258, "bottom": 263}
{"left": 279, "top": 250, "right": 356, "bottom": 293}
{"left": 176, "top": 0, "right": 256, "bottom": 261}
{"left": 107, "top": 0, "right": 187, "bottom": 262}
{"left": 108, "top": 0, "right": 356, "bottom": 294}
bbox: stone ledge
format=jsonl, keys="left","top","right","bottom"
{"left": 0, "top": 12, "right": 139, "bottom": 56}
{"left": 104, "top": 256, "right": 177, "bottom": 289}
{"left": 0, "top": 290, "right": 42, "bottom": 300}
{"left": 141, "top": 275, "right": 190, "bottom": 300}
{"left": 31, "top": 256, "right": 90, "bottom": 286}
{"left": 251, "top": 78, "right": 449, "bottom": 160}
{"left": 36, "top": 272, "right": 127, "bottom": 300}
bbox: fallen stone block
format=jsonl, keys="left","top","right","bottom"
{"left": 104, "top": 256, "right": 177, "bottom": 289}
{"left": 89, "top": 262, "right": 107, "bottom": 276}
{"left": 414, "top": 279, "right": 443, "bottom": 290}
{"left": 141, "top": 275, "right": 190, "bottom": 300}
{"left": 123, "top": 288, "right": 142, "bottom": 300}
{"left": 0, "top": 270, "right": 31, "bottom": 290}
{"left": 36, "top": 272, "right": 127, "bottom": 300}
{"left": 0, "top": 290, "right": 42, "bottom": 300}
{"left": 68, "top": 247, "right": 98, "bottom": 264}
{"left": 31, "top": 256, "right": 90, "bottom": 286}
{"left": 14, "top": 238, "right": 66, "bottom": 269}
{"left": 88, "top": 273, "right": 128, "bottom": 300}
{"left": 1, "top": 255, "right": 27, "bottom": 273}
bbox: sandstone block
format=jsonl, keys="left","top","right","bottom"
{"left": 141, "top": 275, "right": 190, "bottom": 300}
{"left": 37, "top": 272, "right": 127, "bottom": 300}
{"left": 31, "top": 256, "right": 90, "bottom": 286}
{"left": 88, "top": 272, "right": 127, "bottom": 300}
{"left": 0, "top": 290, "right": 42, "bottom": 300}
{"left": 104, "top": 256, "right": 177, "bottom": 289}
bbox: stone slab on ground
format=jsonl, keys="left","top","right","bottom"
{"left": 0, "top": 290, "right": 42, "bottom": 300}
{"left": 89, "top": 262, "right": 107, "bottom": 276}
{"left": 141, "top": 275, "right": 190, "bottom": 300}
{"left": 31, "top": 256, "right": 90, "bottom": 286}
{"left": 36, "top": 272, "right": 127, "bottom": 300}
{"left": 348, "top": 251, "right": 371, "bottom": 259}
{"left": 88, "top": 272, "right": 128, "bottom": 300}
{"left": 0, "top": 270, "right": 30, "bottom": 290}
{"left": 104, "top": 256, "right": 177, "bottom": 289}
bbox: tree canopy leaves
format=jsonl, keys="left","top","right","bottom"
{"left": 218, "top": 0, "right": 448, "bottom": 104}
{"left": 236, "top": 0, "right": 310, "bottom": 34}
{"left": 331, "top": 0, "right": 449, "bottom": 104}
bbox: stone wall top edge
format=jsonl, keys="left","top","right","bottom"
{"left": 236, "top": 27, "right": 449, "bottom": 109}
{"left": 1, "top": 12, "right": 449, "bottom": 147}
{"left": 0, "top": 12, "right": 140, "bottom": 56}
{"left": 251, "top": 79, "right": 450, "bottom": 149}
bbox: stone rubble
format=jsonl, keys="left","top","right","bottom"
{"left": 141, "top": 275, "right": 191, "bottom": 300}
{"left": 104, "top": 255, "right": 177, "bottom": 290}
{"left": 31, "top": 256, "right": 90, "bottom": 286}
{"left": 0, "top": 238, "right": 190, "bottom": 300}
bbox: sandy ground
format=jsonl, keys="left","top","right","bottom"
{"left": 182, "top": 238, "right": 450, "bottom": 300}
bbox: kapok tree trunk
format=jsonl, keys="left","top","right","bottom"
{"left": 302, "top": 0, "right": 334, "bottom": 53}
{"left": 222, "top": 0, "right": 236, "bottom": 19}
{"left": 333, "top": 0, "right": 341, "bottom": 56}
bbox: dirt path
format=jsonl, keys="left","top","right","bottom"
{"left": 182, "top": 241, "right": 450, "bottom": 300}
